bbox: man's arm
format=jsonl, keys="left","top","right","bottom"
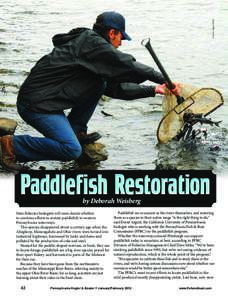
{"left": 104, "top": 82, "right": 156, "bottom": 100}
{"left": 80, "top": 32, "right": 165, "bottom": 84}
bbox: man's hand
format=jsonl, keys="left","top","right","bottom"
{"left": 155, "top": 82, "right": 180, "bottom": 95}
{"left": 169, "top": 82, "right": 180, "bottom": 96}
{"left": 155, "top": 83, "right": 166, "bottom": 95}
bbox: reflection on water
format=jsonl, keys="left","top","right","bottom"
{"left": 0, "top": 0, "right": 228, "bottom": 173}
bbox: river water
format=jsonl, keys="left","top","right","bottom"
{"left": 1, "top": 0, "right": 228, "bottom": 173}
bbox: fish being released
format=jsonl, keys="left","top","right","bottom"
{"left": 175, "top": 110, "right": 222, "bottom": 142}
{"left": 183, "top": 112, "right": 222, "bottom": 127}
{"left": 156, "top": 85, "right": 224, "bottom": 144}
{"left": 192, "top": 117, "right": 221, "bottom": 127}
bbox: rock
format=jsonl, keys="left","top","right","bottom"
{"left": 0, "top": 118, "right": 17, "bottom": 136}
{"left": 79, "top": 142, "right": 108, "bottom": 164}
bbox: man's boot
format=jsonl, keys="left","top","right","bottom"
{"left": 0, "top": 135, "right": 24, "bottom": 171}
{"left": 76, "top": 131, "right": 102, "bottom": 145}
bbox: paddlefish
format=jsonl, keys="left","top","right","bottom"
{"left": 192, "top": 117, "right": 222, "bottom": 127}
{"left": 183, "top": 112, "right": 222, "bottom": 127}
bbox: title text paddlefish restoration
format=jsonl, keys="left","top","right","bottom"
{"left": 20, "top": 173, "right": 210, "bottom": 195}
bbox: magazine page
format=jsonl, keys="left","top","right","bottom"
{"left": 1, "top": 173, "right": 228, "bottom": 300}
{"left": 1, "top": 0, "right": 228, "bottom": 299}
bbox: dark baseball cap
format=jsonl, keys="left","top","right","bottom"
{"left": 94, "top": 11, "right": 131, "bottom": 41}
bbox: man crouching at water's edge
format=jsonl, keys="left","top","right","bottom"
{"left": 0, "top": 11, "right": 179, "bottom": 171}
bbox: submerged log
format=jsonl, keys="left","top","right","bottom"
{"left": 0, "top": 118, "right": 18, "bottom": 136}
